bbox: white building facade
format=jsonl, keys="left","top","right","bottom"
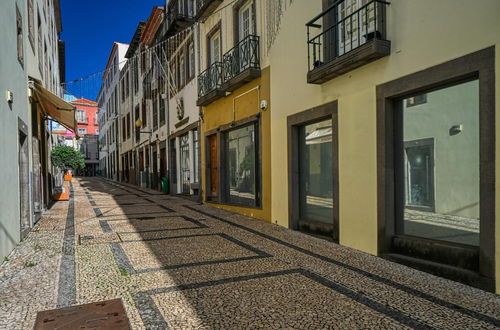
{"left": 98, "top": 42, "right": 129, "bottom": 180}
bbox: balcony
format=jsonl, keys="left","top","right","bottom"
{"left": 77, "top": 117, "right": 88, "bottom": 125}
{"left": 221, "top": 35, "right": 261, "bottom": 92}
{"left": 306, "top": 0, "right": 390, "bottom": 84}
{"left": 196, "top": 35, "right": 261, "bottom": 107}
{"left": 195, "top": 0, "right": 223, "bottom": 21}
{"left": 197, "top": 62, "right": 225, "bottom": 106}
{"left": 165, "top": 0, "right": 195, "bottom": 37}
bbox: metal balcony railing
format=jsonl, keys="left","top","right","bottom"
{"left": 195, "top": 0, "right": 222, "bottom": 20}
{"left": 306, "top": 0, "right": 389, "bottom": 72}
{"left": 222, "top": 35, "right": 260, "bottom": 83}
{"left": 166, "top": 0, "right": 194, "bottom": 35}
{"left": 198, "top": 61, "right": 223, "bottom": 98}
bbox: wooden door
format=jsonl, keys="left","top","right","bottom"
{"left": 208, "top": 134, "right": 218, "bottom": 197}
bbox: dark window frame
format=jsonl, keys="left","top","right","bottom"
{"left": 376, "top": 47, "right": 495, "bottom": 291}
{"left": 287, "top": 100, "right": 339, "bottom": 242}
{"left": 27, "top": 0, "right": 35, "bottom": 51}
{"left": 187, "top": 38, "right": 196, "bottom": 81}
{"left": 204, "top": 114, "right": 262, "bottom": 209}
{"left": 221, "top": 121, "right": 260, "bottom": 208}
{"left": 403, "top": 137, "right": 435, "bottom": 213}
{"left": 16, "top": 4, "right": 24, "bottom": 67}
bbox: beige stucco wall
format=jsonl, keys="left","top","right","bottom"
{"left": 269, "top": 0, "right": 500, "bottom": 291}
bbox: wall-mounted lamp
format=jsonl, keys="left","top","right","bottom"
{"left": 449, "top": 124, "right": 463, "bottom": 136}
{"left": 135, "top": 119, "right": 153, "bottom": 137}
{"left": 6, "top": 91, "right": 13, "bottom": 104}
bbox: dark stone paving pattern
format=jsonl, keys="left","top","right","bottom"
{"left": 1, "top": 177, "right": 500, "bottom": 329}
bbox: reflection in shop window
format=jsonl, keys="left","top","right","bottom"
{"left": 400, "top": 80, "right": 479, "bottom": 246}
{"left": 299, "top": 119, "right": 333, "bottom": 224}
{"left": 405, "top": 138, "right": 434, "bottom": 210}
{"left": 224, "top": 123, "right": 258, "bottom": 207}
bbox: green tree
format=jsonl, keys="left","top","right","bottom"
{"left": 51, "top": 145, "right": 85, "bottom": 171}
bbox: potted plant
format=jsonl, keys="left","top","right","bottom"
{"left": 51, "top": 145, "right": 85, "bottom": 182}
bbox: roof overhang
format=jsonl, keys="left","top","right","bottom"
{"left": 30, "top": 79, "right": 78, "bottom": 137}
{"left": 126, "top": 22, "right": 146, "bottom": 58}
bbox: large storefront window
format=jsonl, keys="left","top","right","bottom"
{"left": 299, "top": 119, "right": 333, "bottom": 223}
{"left": 224, "top": 123, "right": 259, "bottom": 207}
{"left": 399, "top": 80, "right": 480, "bottom": 246}
{"left": 377, "top": 48, "right": 495, "bottom": 290}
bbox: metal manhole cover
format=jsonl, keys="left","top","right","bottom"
{"left": 34, "top": 298, "right": 131, "bottom": 329}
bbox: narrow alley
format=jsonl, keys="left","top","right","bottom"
{"left": 1, "top": 177, "right": 499, "bottom": 329}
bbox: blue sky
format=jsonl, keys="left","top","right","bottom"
{"left": 60, "top": 0, "right": 163, "bottom": 99}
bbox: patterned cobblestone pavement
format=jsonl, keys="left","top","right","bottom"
{"left": 1, "top": 177, "right": 500, "bottom": 329}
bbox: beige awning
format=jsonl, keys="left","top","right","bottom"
{"left": 31, "top": 80, "right": 77, "bottom": 134}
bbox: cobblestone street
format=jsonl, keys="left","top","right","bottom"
{"left": 1, "top": 177, "right": 499, "bottom": 329}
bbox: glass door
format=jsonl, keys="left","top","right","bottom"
{"left": 209, "top": 31, "right": 221, "bottom": 65}
{"left": 298, "top": 118, "right": 334, "bottom": 236}
{"left": 238, "top": 1, "right": 253, "bottom": 41}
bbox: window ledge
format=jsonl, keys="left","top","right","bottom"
{"left": 307, "top": 39, "right": 391, "bottom": 85}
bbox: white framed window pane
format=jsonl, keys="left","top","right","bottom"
{"left": 239, "top": 2, "right": 253, "bottom": 41}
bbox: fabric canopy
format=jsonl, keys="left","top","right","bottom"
{"left": 31, "top": 80, "right": 77, "bottom": 135}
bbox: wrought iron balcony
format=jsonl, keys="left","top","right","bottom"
{"left": 165, "top": 0, "right": 195, "bottom": 37}
{"left": 221, "top": 34, "right": 261, "bottom": 92}
{"left": 306, "top": 0, "right": 390, "bottom": 84}
{"left": 195, "top": 0, "right": 223, "bottom": 21}
{"left": 197, "top": 61, "right": 224, "bottom": 106}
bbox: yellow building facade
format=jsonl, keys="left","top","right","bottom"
{"left": 197, "top": 0, "right": 272, "bottom": 221}
{"left": 269, "top": 0, "right": 500, "bottom": 292}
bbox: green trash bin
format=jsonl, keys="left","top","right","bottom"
{"left": 161, "top": 177, "right": 169, "bottom": 194}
